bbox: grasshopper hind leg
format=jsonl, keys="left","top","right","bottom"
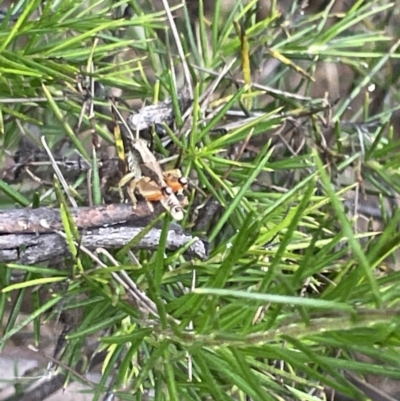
{"left": 127, "top": 180, "right": 139, "bottom": 208}
{"left": 118, "top": 172, "right": 139, "bottom": 207}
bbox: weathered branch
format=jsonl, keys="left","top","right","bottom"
{"left": 0, "top": 204, "right": 208, "bottom": 263}
{"left": 0, "top": 203, "right": 151, "bottom": 233}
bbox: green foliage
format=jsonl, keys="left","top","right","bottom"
{"left": 1, "top": 0, "right": 400, "bottom": 400}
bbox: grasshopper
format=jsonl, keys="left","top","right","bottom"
{"left": 119, "top": 138, "right": 186, "bottom": 221}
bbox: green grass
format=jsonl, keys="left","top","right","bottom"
{"left": 2, "top": 0, "right": 400, "bottom": 400}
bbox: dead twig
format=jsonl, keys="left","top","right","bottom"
{"left": 0, "top": 203, "right": 209, "bottom": 262}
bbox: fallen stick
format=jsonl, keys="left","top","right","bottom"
{"left": 0, "top": 203, "right": 208, "bottom": 263}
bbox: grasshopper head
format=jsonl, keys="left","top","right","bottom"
{"left": 161, "top": 186, "right": 184, "bottom": 220}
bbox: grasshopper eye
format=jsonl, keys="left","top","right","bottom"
{"left": 161, "top": 186, "right": 173, "bottom": 196}
{"left": 179, "top": 177, "right": 188, "bottom": 187}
